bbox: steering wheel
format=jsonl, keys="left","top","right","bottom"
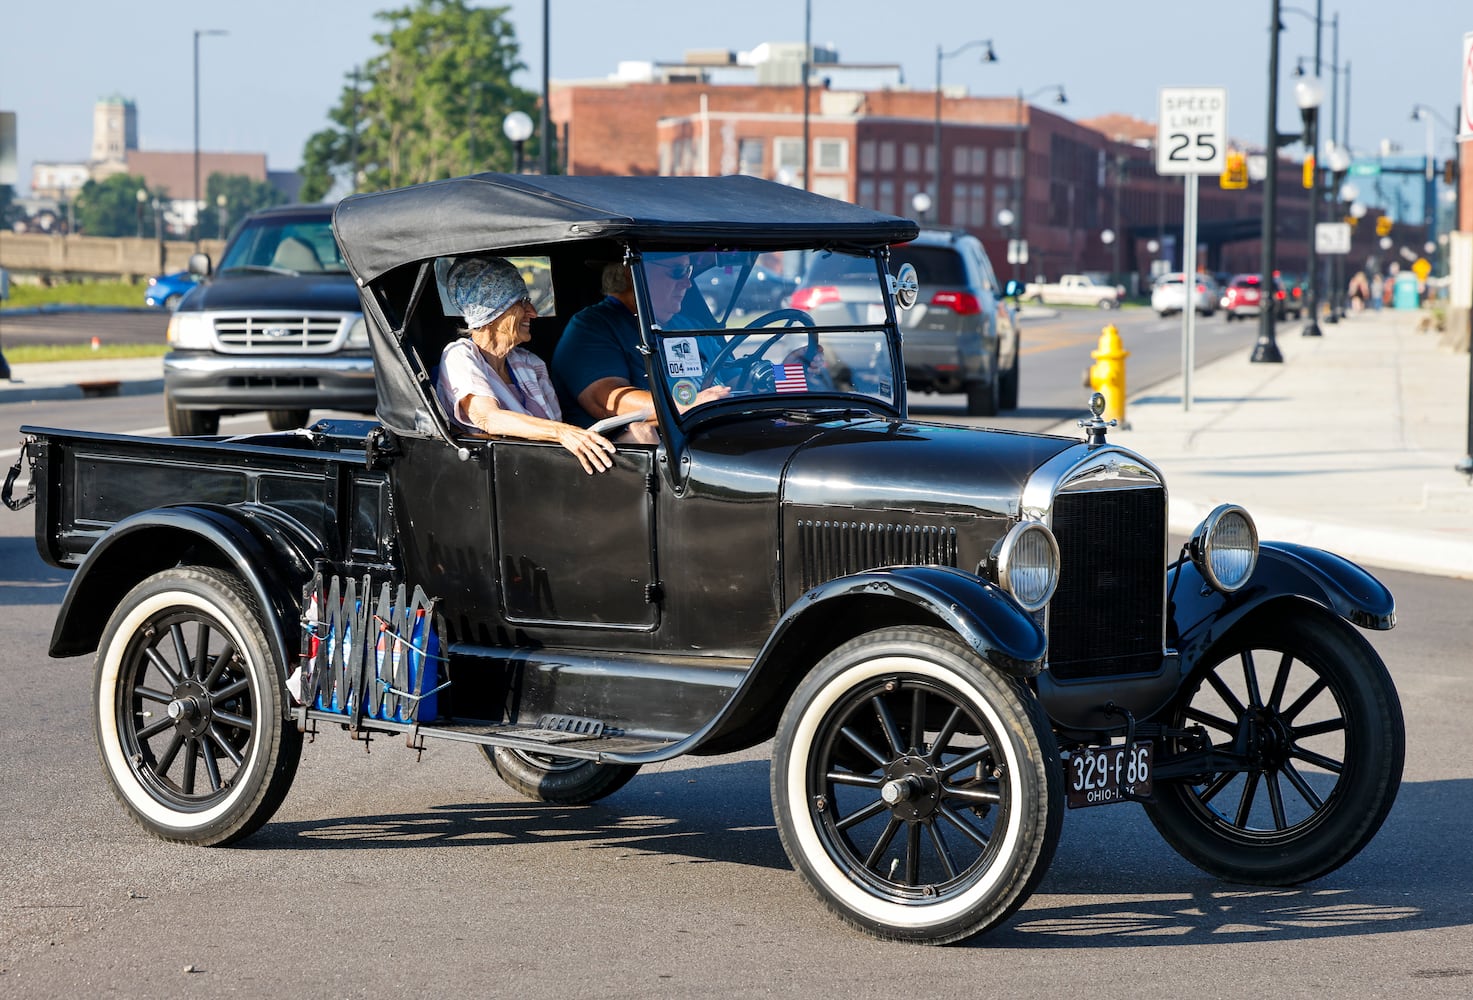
{"left": 699, "top": 309, "right": 815, "bottom": 391}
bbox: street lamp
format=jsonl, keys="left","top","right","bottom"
{"left": 1411, "top": 104, "right": 1453, "bottom": 250}
{"left": 1252, "top": 0, "right": 1288, "bottom": 364}
{"left": 503, "top": 111, "right": 534, "bottom": 174}
{"left": 1324, "top": 143, "right": 1352, "bottom": 321}
{"left": 216, "top": 194, "right": 228, "bottom": 240}
{"left": 911, "top": 191, "right": 933, "bottom": 225}
{"left": 933, "top": 39, "right": 997, "bottom": 225}
{"left": 1296, "top": 76, "right": 1325, "bottom": 337}
{"left": 135, "top": 187, "right": 147, "bottom": 240}
{"left": 193, "top": 28, "right": 228, "bottom": 248}
{"left": 1011, "top": 84, "right": 1066, "bottom": 282}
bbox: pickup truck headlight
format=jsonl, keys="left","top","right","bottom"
{"left": 346, "top": 316, "right": 369, "bottom": 348}
{"left": 1189, "top": 504, "right": 1259, "bottom": 593}
{"left": 166, "top": 311, "right": 214, "bottom": 349}
{"left": 992, "top": 521, "right": 1060, "bottom": 612}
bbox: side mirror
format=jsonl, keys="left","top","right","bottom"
{"left": 892, "top": 262, "right": 919, "bottom": 310}
{"left": 1004, "top": 278, "right": 1024, "bottom": 299}
{"left": 188, "top": 252, "right": 212, "bottom": 279}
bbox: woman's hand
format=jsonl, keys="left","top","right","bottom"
{"left": 553, "top": 424, "right": 617, "bottom": 474}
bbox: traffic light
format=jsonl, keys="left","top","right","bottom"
{"left": 1221, "top": 150, "right": 1248, "bottom": 190}
{"left": 1375, "top": 216, "right": 1393, "bottom": 237}
{"left": 1302, "top": 154, "right": 1315, "bottom": 189}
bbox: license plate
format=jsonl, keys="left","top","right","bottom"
{"left": 1066, "top": 742, "right": 1152, "bottom": 809}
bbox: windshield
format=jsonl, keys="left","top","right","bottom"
{"left": 641, "top": 249, "right": 901, "bottom": 417}
{"left": 218, "top": 216, "right": 348, "bottom": 275}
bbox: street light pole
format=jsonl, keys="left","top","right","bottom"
{"left": 193, "top": 28, "right": 228, "bottom": 249}
{"left": 1011, "top": 84, "right": 1066, "bottom": 284}
{"left": 1297, "top": 77, "right": 1325, "bottom": 336}
{"left": 1252, "top": 0, "right": 1285, "bottom": 363}
{"left": 933, "top": 39, "right": 997, "bottom": 226}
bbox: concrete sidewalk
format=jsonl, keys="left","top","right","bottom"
{"left": 4, "top": 309, "right": 1471, "bottom": 578}
{"left": 1091, "top": 308, "right": 1473, "bottom": 580}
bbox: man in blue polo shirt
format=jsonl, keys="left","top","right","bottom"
{"left": 553, "top": 255, "right": 728, "bottom": 432}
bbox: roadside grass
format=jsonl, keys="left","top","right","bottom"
{"left": 3, "top": 343, "right": 167, "bottom": 363}
{"left": 1, "top": 280, "right": 145, "bottom": 310}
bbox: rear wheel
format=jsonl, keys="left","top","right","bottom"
{"left": 1146, "top": 605, "right": 1404, "bottom": 884}
{"left": 481, "top": 745, "right": 640, "bottom": 805}
{"left": 267, "top": 409, "right": 311, "bottom": 431}
{"left": 998, "top": 356, "right": 1020, "bottom": 412}
{"left": 166, "top": 398, "right": 219, "bottom": 436}
{"left": 772, "top": 627, "right": 1062, "bottom": 944}
{"left": 94, "top": 567, "right": 302, "bottom": 845}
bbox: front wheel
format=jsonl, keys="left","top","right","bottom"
{"left": 167, "top": 398, "right": 219, "bottom": 436}
{"left": 1145, "top": 605, "right": 1404, "bottom": 885}
{"left": 772, "top": 627, "right": 1062, "bottom": 944}
{"left": 482, "top": 745, "right": 640, "bottom": 804}
{"left": 267, "top": 409, "right": 311, "bottom": 431}
{"left": 94, "top": 567, "right": 302, "bottom": 845}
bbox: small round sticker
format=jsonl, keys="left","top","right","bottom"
{"left": 671, "top": 379, "right": 698, "bottom": 406}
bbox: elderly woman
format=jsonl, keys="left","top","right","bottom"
{"left": 435, "top": 255, "right": 615, "bottom": 474}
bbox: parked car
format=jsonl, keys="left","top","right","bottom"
{"left": 143, "top": 269, "right": 198, "bottom": 310}
{"left": 1222, "top": 273, "right": 1266, "bottom": 321}
{"left": 162, "top": 203, "right": 374, "bottom": 436}
{"left": 7, "top": 173, "right": 1405, "bottom": 946}
{"left": 1020, "top": 273, "right": 1123, "bottom": 309}
{"left": 791, "top": 229, "right": 1022, "bottom": 415}
{"left": 1151, "top": 272, "right": 1218, "bottom": 317}
{"left": 1274, "top": 271, "right": 1305, "bottom": 319}
{"left": 696, "top": 255, "right": 798, "bottom": 319}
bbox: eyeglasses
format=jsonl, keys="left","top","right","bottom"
{"left": 647, "top": 260, "right": 693, "bottom": 280}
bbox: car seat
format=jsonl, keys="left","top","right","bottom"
{"left": 271, "top": 236, "right": 323, "bottom": 272}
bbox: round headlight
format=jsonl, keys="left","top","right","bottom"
{"left": 1189, "top": 504, "right": 1259, "bottom": 593}
{"left": 992, "top": 521, "right": 1060, "bottom": 612}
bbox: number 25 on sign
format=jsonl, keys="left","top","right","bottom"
{"left": 1156, "top": 87, "right": 1228, "bottom": 175}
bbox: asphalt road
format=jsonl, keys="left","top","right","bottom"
{"left": 1, "top": 338, "right": 1470, "bottom": 996}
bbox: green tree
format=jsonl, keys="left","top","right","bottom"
{"left": 75, "top": 173, "right": 155, "bottom": 237}
{"left": 200, "top": 172, "right": 287, "bottom": 239}
{"left": 299, "top": 0, "right": 540, "bottom": 202}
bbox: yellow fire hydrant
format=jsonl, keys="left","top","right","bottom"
{"left": 1088, "top": 324, "right": 1129, "bottom": 427}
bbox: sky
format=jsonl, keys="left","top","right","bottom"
{"left": 2, "top": 0, "right": 1468, "bottom": 197}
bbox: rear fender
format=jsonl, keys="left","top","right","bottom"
{"left": 50, "top": 505, "right": 318, "bottom": 697}
{"left": 693, "top": 565, "right": 1044, "bottom": 755}
{"left": 1170, "top": 540, "right": 1395, "bottom": 671}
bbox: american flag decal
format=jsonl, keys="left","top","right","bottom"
{"left": 774, "top": 363, "right": 808, "bottom": 393}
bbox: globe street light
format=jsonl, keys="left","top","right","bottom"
{"left": 1324, "top": 142, "right": 1352, "bottom": 321}
{"left": 911, "top": 191, "right": 933, "bottom": 225}
{"left": 503, "top": 111, "right": 534, "bottom": 174}
{"left": 135, "top": 187, "right": 148, "bottom": 240}
{"left": 193, "top": 28, "right": 228, "bottom": 248}
{"left": 1295, "top": 76, "right": 1325, "bottom": 337}
{"left": 933, "top": 39, "right": 997, "bottom": 225}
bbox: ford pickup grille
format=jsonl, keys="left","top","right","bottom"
{"left": 796, "top": 520, "right": 957, "bottom": 592}
{"left": 213, "top": 315, "right": 347, "bottom": 352}
{"left": 1047, "top": 485, "right": 1165, "bottom": 680}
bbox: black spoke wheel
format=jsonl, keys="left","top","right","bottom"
{"left": 482, "top": 745, "right": 640, "bottom": 805}
{"left": 1146, "top": 605, "right": 1404, "bottom": 884}
{"left": 94, "top": 567, "right": 302, "bottom": 845}
{"left": 772, "top": 627, "right": 1061, "bottom": 944}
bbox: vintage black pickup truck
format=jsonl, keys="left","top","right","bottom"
{"left": 5, "top": 174, "right": 1404, "bottom": 944}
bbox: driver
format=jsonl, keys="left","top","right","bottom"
{"left": 552, "top": 256, "right": 729, "bottom": 436}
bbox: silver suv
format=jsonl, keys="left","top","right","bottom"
{"left": 793, "top": 229, "right": 1020, "bottom": 416}
{"left": 163, "top": 204, "right": 374, "bottom": 435}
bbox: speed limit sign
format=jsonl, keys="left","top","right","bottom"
{"left": 1157, "top": 87, "right": 1228, "bottom": 175}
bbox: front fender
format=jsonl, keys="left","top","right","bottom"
{"left": 1170, "top": 540, "right": 1396, "bottom": 670}
{"left": 692, "top": 565, "right": 1045, "bottom": 755}
{"left": 50, "top": 505, "right": 318, "bottom": 691}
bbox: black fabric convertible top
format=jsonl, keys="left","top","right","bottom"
{"left": 333, "top": 173, "right": 919, "bottom": 284}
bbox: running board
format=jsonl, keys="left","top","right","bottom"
{"left": 299, "top": 707, "right": 681, "bottom": 761}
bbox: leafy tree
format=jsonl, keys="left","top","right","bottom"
{"left": 75, "top": 173, "right": 156, "bottom": 237}
{"left": 0, "top": 183, "right": 16, "bottom": 229}
{"left": 300, "top": 0, "right": 541, "bottom": 202}
{"left": 200, "top": 172, "right": 287, "bottom": 239}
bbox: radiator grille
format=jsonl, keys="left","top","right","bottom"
{"left": 1047, "top": 485, "right": 1165, "bottom": 679}
{"left": 797, "top": 520, "right": 958, "bottom": 592}
{"left": 213, "top": 315, "right": 348, "bottom": 352}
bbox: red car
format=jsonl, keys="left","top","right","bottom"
{"left": 1222, "top": 274, "right": 1265, "bottom": 321}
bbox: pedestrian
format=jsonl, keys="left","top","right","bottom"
{"left": 1370, "top": 271, "right": 1384, "bottom": 311}
{"left": 1348, "top": 271, "right": 1369, "bottom": 313}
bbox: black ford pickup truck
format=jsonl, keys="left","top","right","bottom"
{"left": 5, "top": 174, "right": 1404, "bottom": 945}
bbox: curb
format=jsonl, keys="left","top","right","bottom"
{"left": 0, "top": 375, "right": 164, "bottom": 403}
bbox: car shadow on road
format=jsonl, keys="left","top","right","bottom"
{"left": 0, "top": 536, "right": 72, "bottom": 605}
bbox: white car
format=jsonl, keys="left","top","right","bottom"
{"left": 1151, "top": 272, "right": 1217, "bottom": 317}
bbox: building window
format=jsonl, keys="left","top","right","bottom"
{"left": 994, "top": 184, "right": 1012, "bottom": 224}
{"left": 971, "top": 148, "right": 988, "bottom": 176}
{"left": 738, "top": 138, "right": 765, "bottom": 177}
{"left": 878, "top": 179, "right": 895, "bottom": 216}
{"left": 859, "top": 140, "right": 876, "bottom": 172}
{"left": 954, "top": 147, "right": 969, "bottom": 175}
{"left": 970, "top": 183, "right": 988, "bottom": 227}
{"left": 813, "top": 176, "right": 849, "bottom": 201}
{"left": 858, "top": 178, "right": 876, "bottom": 209}
{"left": 903, "top": 143, "right": 920, "bottom": 172}
{"left": 774, "top": 137, "right": 804, "bottom": 180}
{"left": 993, "top": 148, "right": 1011, "bottom": 177}
{"left": 879, "top": 141, "right": 896, "bottom": 171}
{"left": 952, "top": 183, "right": 969, "bottom": 226}
{"left": 815, "top": 138, "right": 848, "bottom": 172}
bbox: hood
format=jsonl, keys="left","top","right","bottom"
{"left": 782, "top": 420, "right": 1079, "bottom": 518}
{"left": 182, "top": 271, "right": 361, "bottom": 313}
